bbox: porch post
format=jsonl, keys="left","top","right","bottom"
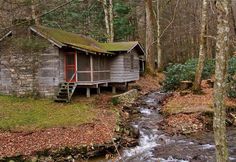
{"left": 97, "top": 87, "right": 101, "bottom": 94}
{"left": 75, "top": 50, "right": 78, "bottom": 82}
{"left": 86, "top": 88, "right": 91, "bottom": 97}
{"left": 90, "top": 55, "right": 93, "bottom": 82}
{"left": 112, "top": 86, "right": 116, "bottom": 94}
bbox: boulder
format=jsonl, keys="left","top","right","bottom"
{"left": 112, "top": 89, "right": 138, "bottom": 105}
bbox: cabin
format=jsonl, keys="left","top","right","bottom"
{"left": 0, "top": 26, "right": 145, "bottom": 102}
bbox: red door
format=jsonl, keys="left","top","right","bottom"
{"left": 65, "top": 52, "right": 76, "bottom": 82}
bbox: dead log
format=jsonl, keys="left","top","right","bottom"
{"left": 180, "top": 81, "right": 193, "bottom": 90}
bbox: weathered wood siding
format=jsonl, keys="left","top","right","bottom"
{"left": 35, "top": 46, "right": 63, "bottom": 97}
{"left": 123, "top": 49, "right": 140, "bottom": 81}
{"left": 110, "top": 54, "right": 125, "bottom": 82}
{"left": 110, "top": 49, "right": 140, "bottom": 82}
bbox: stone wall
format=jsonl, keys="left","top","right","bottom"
{"left": 0, "top": 37, "right": 63, "bottom": 97}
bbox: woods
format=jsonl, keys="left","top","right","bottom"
{"left": 0, "top": 0, "right": 236, "bottom": 161}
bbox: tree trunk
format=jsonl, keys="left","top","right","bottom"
{"left": 213, "top": 0, "right": 230, "bottom": 161}
{"left": 102, "top": 0, "right": 110, "bottom": 42}
{"left": 109, "top": 0, "right": 114, "bottom": 42}
{"left": 31, "top": 0, "right": 40, "bottom": 25}
{"left": 193, "top": 0, "right": 208, "bottom": 92}
{"left": 156, "top": 0, "right": 163, "bottom": 71}
{"left": 145, "top": 0, "right": 155, "bottom": 74}
{"left": 231, "top": 0, "right": 236, "bottom": 33}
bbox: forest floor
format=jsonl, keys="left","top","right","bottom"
{"left": 0, "top": 74, "right": 161, "bottom": 159}
{"left": 161, "top": 80, "right": 236, "bottom": 135}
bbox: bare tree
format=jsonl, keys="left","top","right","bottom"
{"left": 156, "top": 0, "right": 162, "bottom": 71}
{"left": 213, "top": 0, "right": 230, "bottom": 161}
{"left": 102, "top": 0, "right": 110, "bottom": 41}
{"left": 100, "top": 0, "right": 114, "bottom": 42}
{"left": 109, "top": 0, "right": 114, "bottom": 42}
{"left": 31, "top": 0, "right": 40, "bottom": 25}
{"left": 193, "top": 0, "right": 208, "bottom": 91}
{"left": 145, "top": 0, "right": 155, "bottom": 73}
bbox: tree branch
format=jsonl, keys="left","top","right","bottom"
{"left": 159, "top": 0, "right": 180, "bottom": 38}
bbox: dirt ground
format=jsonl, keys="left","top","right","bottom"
{"left": 131, "top": 74, "right": 163, "bottom": 94}
{"left": 161, "top": 80, "right": 236, "bottom": 135}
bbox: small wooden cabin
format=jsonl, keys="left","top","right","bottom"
{"left": 0, "top": 26, "right": 145, "bottom": 102}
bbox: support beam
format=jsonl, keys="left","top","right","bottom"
{"left": 112, "top": 86, "right": 116, "bottom": 94}
{"left": 125, "top": 82, "right": 129, "bottom": 91}
{"left": 97, "top": 87, "right": 101, "bottom": 94}
{"left": 86, "top": 88, "right": 91, "bottom": 97}
{"left": 90, "top": 55, "right": 93, "bottom": 82}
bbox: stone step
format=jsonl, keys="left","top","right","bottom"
{"left": 54, "top": 98, "right": 69, "bottom": 103}
{"left": 60, "top": 88, "right": 73, "bottom": 92}
{"left": 56, "top": 95, "right": 68, "bottom": 99}
{"left": 58, "top": 91, "right": 68, "bottom": 95}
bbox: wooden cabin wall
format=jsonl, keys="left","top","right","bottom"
{"left": 110, "top": 54, "right": 125, "bottom": 82}
{"left": 110, "top": 49, "right": 140, "bottom": 83}
{"left": 123, "top": 49, "right": 140, "bottom": 81}
{"left": 35, "top": 45, "right": 63, "bottom": 97}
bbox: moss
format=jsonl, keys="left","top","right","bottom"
{"left": 13, "top": 37, "right": 49, "bottom": 53}
{"left": 34, "top": 26, "right": 111, "bottom": 54}
{"left": 0, "top": 95, "right": 96, "bottom": 132}
{"left": 99, "top": 41, "right": 139, "bottom": 51}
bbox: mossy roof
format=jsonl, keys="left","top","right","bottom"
{"left": 100, "top": 41, "right": 140, "bottom": 52}
{"left": 31, "top": 26, "right": 111, "bottom": 54}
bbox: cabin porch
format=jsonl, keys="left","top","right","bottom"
{"left": 55, "top": 49, "right": 113, "bottom": 102}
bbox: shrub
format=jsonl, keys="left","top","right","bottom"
{"left": 163, "top": 59, "right": 215, "bottom": 91}
{"left": 163, "top": 57, "right": 236, "bottom": 98}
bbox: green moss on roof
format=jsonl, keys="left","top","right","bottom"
{"left": 33, "top": 26, "right": 110, "bottom": 54}
{"left": 99, "top": 41, "right": 139, "bottom": 52}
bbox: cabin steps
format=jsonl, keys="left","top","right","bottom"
{"left": 54, "top": 82, "right": 77, "bottom": 103}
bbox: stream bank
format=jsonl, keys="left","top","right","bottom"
{"left": 117, "top": 92, "right": 236, "bottom": 162}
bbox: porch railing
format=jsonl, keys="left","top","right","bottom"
{"left": 76, "top": 70, "right": 110, "bottom": 82}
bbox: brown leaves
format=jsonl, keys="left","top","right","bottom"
{"left": 0, "top": 105, "right": 116, "bottom": 158}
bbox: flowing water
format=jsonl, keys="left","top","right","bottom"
{"left": 119, "top": 92, "right": 236, "bottom": 162}
{"left": 91, "top": 92, "right": 236, "bottom": 162}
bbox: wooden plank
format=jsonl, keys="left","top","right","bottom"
{"left": 90, "top": 55, "right": 93, "bottom": 82}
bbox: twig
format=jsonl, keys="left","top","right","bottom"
{"left": 1, "top": 0, "right": 84, "bottom": 30}
{"left": 204, "top": 35, "right": 216, "bottom": 40}
{"left": 159, "top": 0, "right": 180, "bottom": 38}
{"left": 146, "top": 0, "right": 180, "bottom": 52}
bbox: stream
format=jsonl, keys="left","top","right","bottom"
{"left": 92, "top": 92, "right": 236, "bottom": 162}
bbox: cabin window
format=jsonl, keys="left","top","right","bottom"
{"left": 130, "top": 53, "right": 134, "bottom": 70}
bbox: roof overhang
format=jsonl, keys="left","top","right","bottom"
{"left": 127, "top": 42, "right": 145, "bottom": 55}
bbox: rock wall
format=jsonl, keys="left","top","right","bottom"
{"left": 0, "top": 37, "right": 63, "bottom": 97}
{"left": 113, "top": 89, "right": 138, "bottom": 105}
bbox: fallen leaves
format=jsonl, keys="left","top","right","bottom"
{"left": 0, "top": 101, "right": 117, "bottom": 158}
{"left": 162, "top": 113, "right": 206, "bottom": 135}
